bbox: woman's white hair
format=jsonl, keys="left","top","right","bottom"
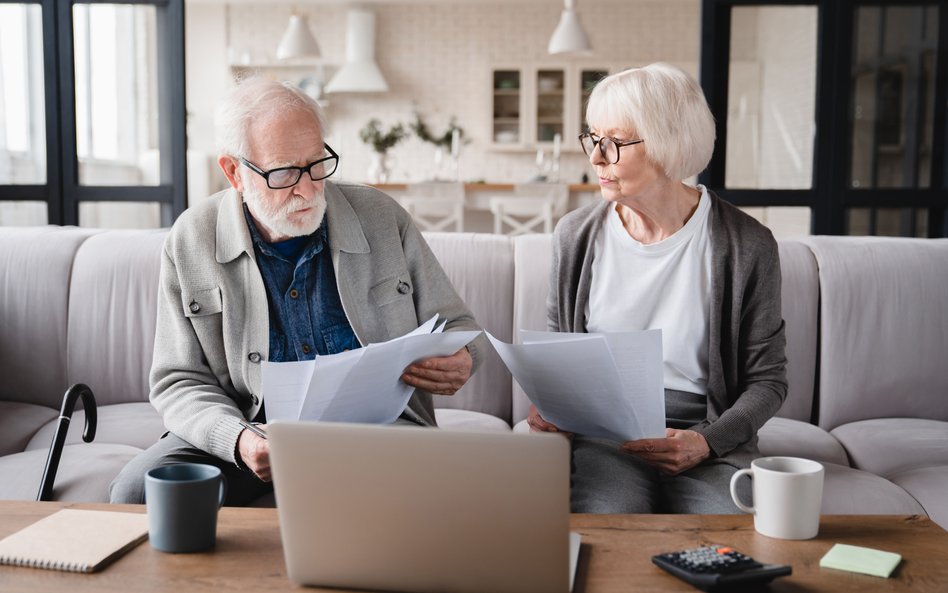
{"left": 585, "top": 63, "right": 715, "bottom": 181}
{"left": 215, "top": 75, "right": 328, "bottom": 158}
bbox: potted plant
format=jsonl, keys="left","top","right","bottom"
{"left": 359, "top": 119, "right": 407, "bottom": 183}
{"left": 410, "top": 113, "right": 466, "bottom": 180}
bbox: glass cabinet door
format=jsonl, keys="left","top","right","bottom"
{"left": 579, "top": 69, "right": 608, "bottom": 134}
{"left": 492, "top": 70, "right": 521, "bottom": 146}
{"left": 535, "top": 69, "right": 565, "bottom": 145}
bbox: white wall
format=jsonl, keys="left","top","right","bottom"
{"left": 186, "top": 0, "right": 701, "bottom": 192}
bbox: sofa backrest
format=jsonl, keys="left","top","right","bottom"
{"left": 776, "top": 239, "right": 820, "bottom": 422}
{"left": 803, "top": 236, "right": 948, "bottom": 429}
{"left": 423, "top": 232, "right": 515, "bottom": 423}
{"left": 509, "top": 235, "right": 821, "bottom": 425}
{"left": 66, "top": 230, "right": 167, "bottom": 406}
{"left": 0, "top": 226, "right": 100, "bottom": 409}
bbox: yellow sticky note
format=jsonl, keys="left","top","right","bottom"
{"left": 819, "top": 543, "right": 902, "bottom": 578}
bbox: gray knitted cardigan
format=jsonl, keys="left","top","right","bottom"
{"left": 548, "top": 192, "right": 788, "bottom": 468}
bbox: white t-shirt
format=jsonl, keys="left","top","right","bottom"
{"left": 586, "top": 186, "right": 712, "bottom": 395}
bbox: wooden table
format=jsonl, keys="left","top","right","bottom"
{"left": 1, "top": 502, "right": 946, "bottom": 592}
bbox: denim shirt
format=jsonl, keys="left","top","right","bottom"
{"left": 244, "top": 206, "right": 360, "bottom": 363}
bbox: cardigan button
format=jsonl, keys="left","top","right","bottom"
{"left": 188, "top": 300, "right": 200, "bottom": 313}
{"left": 251, "top": 394, "right": 259, "bottom": 406}
{"left": 397, "top": 281, "right": 411, "bottom": 294}
{"left": 248, "top": 352, "right": 262, "bottom": 363}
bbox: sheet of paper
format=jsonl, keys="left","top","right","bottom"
{"left": 316, "top": 330, "right": 481, "bottom": 423}
{"left": 262, "top": 314, "right": 481, "bottom": 425}
{"left": 489, "top": 329, "right": 665, "bottom": 442}
{"left": 261, "top": 360, "right": 317, "bottom": 422}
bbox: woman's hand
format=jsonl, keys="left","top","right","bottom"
{"left": 401, "top": 347, "right": 473, "bottom": 396}
{"left": 527, "top": 405, "right": 573, "bottom": 438}
{"left": 620, "top": 428, "right": 710, "bottom": 475}
{"left": 238, "top": 425, "right": 271, "bottom": 481}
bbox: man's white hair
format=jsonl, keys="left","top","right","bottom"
{"left": 585, "top": 63, "right": 715, "bottom": 181}
{"left": 214, "top": 75, "right": 328, "bottom": 159}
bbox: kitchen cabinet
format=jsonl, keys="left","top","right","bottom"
{"left": 489, "top": 64, "right": 613, "bottom": 151}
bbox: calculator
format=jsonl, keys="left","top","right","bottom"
{"left": 651, "top": 545, "right": 792, "bottom": 591}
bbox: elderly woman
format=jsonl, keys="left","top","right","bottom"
{"left": 528, "top": 63, "right": 787, "bottom": 514}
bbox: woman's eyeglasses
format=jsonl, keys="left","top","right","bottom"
{"left": 578, "top": 133, "right": 644, "bottom": 164}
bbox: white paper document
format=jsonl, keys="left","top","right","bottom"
{"left": 262, "top": 315, "right": 481, "bottom": 424}
{"left": 487, "top": 329, "right": 665, "bottom": 442}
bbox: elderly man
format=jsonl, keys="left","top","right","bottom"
{"left": 109, "top": 77, "right": 485, "bottom": 505}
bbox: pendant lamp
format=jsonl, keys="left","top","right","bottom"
{"left": 276, "top": 14, "right": 321, "bottom": 59}
{"left": 548, "top": 0, "right": 592, "bottom": 56}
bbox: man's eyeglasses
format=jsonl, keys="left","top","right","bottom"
{"left": 578, "top": 133, "right": 645, "bottom": 164}
{"left": 239, "top": 144, "right": 339, "bottom": 190}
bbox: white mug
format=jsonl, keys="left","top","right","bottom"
{"left": 730, "top": 456, "right": 824, "bottom": 540}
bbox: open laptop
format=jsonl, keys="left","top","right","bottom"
{"left": 268, "top": 422, "right": 580, "bottom": 593}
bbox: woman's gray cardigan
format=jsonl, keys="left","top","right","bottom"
{"left": 548, "top": 192, "right": 788, "bottom": 468}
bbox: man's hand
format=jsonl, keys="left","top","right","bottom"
{"left": 620, "top": 428, "right": 710, "bottom": 475}
{"left": 401, "top": 347, "right": 472, "bottom": 395}
{"left": 526, "top": 405, "right": 573, "bottom": 438}
{"left": 237, "top": 425, "right": 271, "bottom": 481}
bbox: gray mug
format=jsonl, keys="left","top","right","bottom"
{"left": 145, "top": 463, "right": 226, "bottom": 553}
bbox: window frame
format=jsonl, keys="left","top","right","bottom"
{"left": 0, "top": 0, "right": 186, "bottom": 226}
{"left": 699, "top": 0, "right": 948, "bottom": 237}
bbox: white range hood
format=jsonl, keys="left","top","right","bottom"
{"left": 325, "top": 9, "right": 389, "bottom": 94}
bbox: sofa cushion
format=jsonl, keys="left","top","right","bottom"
{"left": 819, "top": 462, "right": 926, "bottom": 515}
{"left": 66, "top": 230, "right": 168, "bottom": 406}
{"left": 775, "top": 239, "right": 818, "bottom": 422}
{"left": 803, "top": 237, "right": 948, "bottom": 430}
{"left": 0, "top": 402, "right": 58, "bottom": 456}
{"left": 830, "top": 418, "right": 948, "bottom": 478}
{"left": 424, "top": 232, "right": 514, "bottom": 423}
{"left": 24, "top": 402, "right": 166, "bottom": 452}
{"left": 511, "top": 234, "right": 554, "bottom": 424}
{"left": 888, "top": 466, "right": 948, "bottom": 529}
{"left": 0, "top": 226, "right": 100, "bottom": 409}
{"left": 0, "top": 443, "right": 143, "bottom": 502}
{"left": 757, "top": 417, "right": 849, "bottom": 466}
{"left": 435, "top": 409, "right": 512, "bottom": 432}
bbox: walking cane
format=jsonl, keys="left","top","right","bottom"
{"left": 37, "top": 384, "right": 97, "bottom": 501}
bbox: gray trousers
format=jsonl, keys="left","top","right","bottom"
{"left": 570, "top": 390, "right": 750, "bottom": 514}
{"left": 110, "top": 417, "right": 423, "bottom": 506}
{"left": 109, "top": 432, "right": 273, "bottom": 506}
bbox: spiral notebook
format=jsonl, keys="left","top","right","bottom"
{"left": 0, "top": 509, "right": 149, "bottom": 573}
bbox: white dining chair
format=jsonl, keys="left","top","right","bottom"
{"left": 399, "top": 182, "right": 465, "bottom": 232}
{"left": 488, "top": 183, "right": 568, "bottom": 235}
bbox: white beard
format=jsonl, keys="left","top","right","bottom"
{"left": 242, "top": 176, "right": 326, "bottom": 240}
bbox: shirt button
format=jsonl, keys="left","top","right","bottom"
{"left": 251, "top": 394, "right": 259, "bottom": 405}
{"left": 289, "top": 289, "right": 299, "bottom": 299}
{"left": 302, "top": 343, "right": 311, "bottom": 354}
{"left": 248, "top": 352, "right": 262, "bottom": 363}
{"left": 397, "top": 281, "right": 410, "bottom": 294}
{"left": 189, "top": 300, "right": 200, "bottom": 313}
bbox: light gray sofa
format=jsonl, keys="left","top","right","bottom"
{"left": 1, "top": 226, "right": 946, "bottom": 529}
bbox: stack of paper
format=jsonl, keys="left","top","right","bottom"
{"left": 488, "top": 329, "right": 665, "bottom": 442}
{"left": 262, "top": 315, "right": 480, "bottom": 424}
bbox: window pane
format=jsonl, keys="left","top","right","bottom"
{"left": 846, "top": 207, "right": 928, "bottom": 237}
{"left": 726, "top": 6, "right": 817, "bottom": 189}
{"left": 0, "top": 201, "right": 47, "bottom": 225}
{"left": 79, "top": 202, "right": 162, "bottom": 229}
{"left": 74, "top": 4, "right": 160, "bottom": 186}
{"left": 849, "top": 5, "right": 938, "bottom": 189}
{"left": 0, "top": 4, "right": 46, "bottom": 185}
{"left": 738, "top": 207, "right": 811, "bottom": 238}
